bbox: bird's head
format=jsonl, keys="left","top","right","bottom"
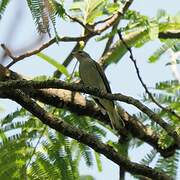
{"left": 72, "top": 50, "right": 91, "bottom": 61}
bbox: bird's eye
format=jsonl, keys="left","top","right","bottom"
{"left": 79, "top": 51, "right": 83, "bottom": 54}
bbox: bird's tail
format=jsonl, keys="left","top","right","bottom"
{"left": 107, "top": 106, "right": 125, "bottom": 130}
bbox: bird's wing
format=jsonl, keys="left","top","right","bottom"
{"left": 93, "top": 97, "right": 106, "bottom": 109}
{"left": 93, "top": 61, "right": 112, "bottom": 93}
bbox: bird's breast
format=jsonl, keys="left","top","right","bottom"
{"left": 79, "top": 61, "right": 107, "bottom": 91}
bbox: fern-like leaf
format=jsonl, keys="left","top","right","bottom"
{"left": 155, "top": 151, "right": 180, "bottom": 179}
{"left": 0, "top": 0, "right": 10, "bottom": 19}
{"left": 140, "top": 149, "right": 157, "bottom": 166}
{"left": 149, "top": 39, "right": 179, "bottom": 63}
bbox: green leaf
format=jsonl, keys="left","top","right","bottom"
{"left": 100, "top": 29, "right": 148, "bottom": 64}
{"left": 37, "top": 52, "right": 70, "bottom": 77}
{"left": 148, "top": 20, "right": 159, "bottom": 40}
{"left": 70, "top": 0, "right": 107, "bottom": 24}
{"left": 158, "top": 131, "right": 174, "bottom": 149}
{"left": 155, "top": 151, "right": 179, "bottom": 179}
{"left": 0, "top": 0, "right": 10, "bottom": 19}
{"left": 1, "top": 108, "right": 26, "bottom": 125}
{"left": 94, "top": 152, "right": 102, "bottom": 172}
{"left": 53, "top": 0, "right": 65, "bottom": 17}
{"left": 84, "top": 0, "right": 107, "bottom": 24}
{"left": 104, "top": 2, "right": 120, "bottom": 14}
{"left": 96, "top": 28, "right": 117, "bottom": 41}
{"left": 33, "top": 75, "right": 51, "bottom": 81}
{"left": 27, "top": 0, "right": 49, "bottom": 34}
{"left": 80, "top": 175, "right": 95, "bottom": 180}
{"left": 70, "top": 1, "right": 84, "bottom": 12}
{"left": 149, "top": 40, "right": 178, "bottom": 63}
{"left": 107, "top": 140, "right": 129, "bottom": 157}
{"left": 155, "top": 80, "right": 180, "bottom": 92}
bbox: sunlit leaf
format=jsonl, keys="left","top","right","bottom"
{"left": 149, "top": 40, "right": 178, "bottom": 63}
{"left": 70, "top": 0, "right": 107, "bottom": 24}
{"left": 94, "top": 152, "right": 102, "bottom": 172}
{"left": 37, "top": 52, "right": 70, "bottom": 78}
{"left": 148, "top": 20, "right": 159, "bottom": 40}
{"left": 100, "top": 29, "right": 148, "bottom": 64}
{"left": 80, "top": 175, "right": 95, "bottom": 180}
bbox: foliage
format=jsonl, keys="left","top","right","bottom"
{"left": 37, "top": 52, "right": 70, "bottom": 78}
{"left": 70, "top": 0, "right": 120, "bottom": 24}
{"left": 0, "top": 0, "right": 180, "bottom": 180}
{"left": 0, "top": 0, "right": 10, "bottom": 19}
{"left": 0, "top": 106, "right": 106, "bottom": 179}
{"left": 26, "top": 0, "right": 65, "bottom": 38}
{"left": 155, "top": 151, "right": 180, "bottom": 179}
{"left": 131, "top": 79, "right": 180, "bottom": 179}
{"left": 149, "top": 10, "right": 180, "bottom": 63}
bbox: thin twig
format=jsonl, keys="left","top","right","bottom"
{"left": 95, "top": 0, "right": 133, "bottom": 33}
{"left": 159, "top": 30, "right": 180, "bottom": 39}
{"left": 117, "top": 30, "right": 180, "bottom": 120}
{"left": 65, "top": 12, "right": 95, "bottom": 33}
{"left": 94, "top": 15, "right": 114, "bottom": 26}
{"left": 1, "top": 35, "right": 92, "bottom": 68}
{"left": 69, "top": 60, "right": 78, "bottom": 82}
{"left": 1, "top": 1, "right": 133, "bottom": 69}
{"left": 102, "top": 22, "right": 120, "bottom": 57}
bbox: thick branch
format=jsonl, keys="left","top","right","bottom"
{"left": 0, "top": 79, "right": 179, "bottom": 146}
{"left": 0, "top": 65, "right": 177, "bottom": 157}
{"left": 18, "top": 88, "right": 177, "bottom": 157}
{"left": 159, "top": 30, "right": 180, "bottom": 39}
{"left": 4, "top": 89, "right": 171, "bottom": 180}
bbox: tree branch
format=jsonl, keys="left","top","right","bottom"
{"left": 117, "top": 30, "right": 180, "bottom": 120}
{"left": 0, "top": 78, "right": 179, "bottom": 146}
{"left": 65, "top": 12, "right": 95, "bottom": 33}
{"left": 95, "top": 0, "right": 133, "bottom": 34}
{"left": 0, "top": 65, "right": 177, "bottom": 157}
{"left": 159, "top": 30, "right": 180, "bottom": 39}
{"left": 1, "top": 1, "right": 134, "bottom": 69}
{"left": 4, "top": 89, "right": 172, "bottom": 180}
{"left": 1, "top": 35, "right": 92, "bottom": 68}
{"left": 18, "top": 88, "right": 179, "bottom": 157}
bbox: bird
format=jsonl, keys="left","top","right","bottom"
{"left": 73, "top": 50, "right": 125, "bottom": 130}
